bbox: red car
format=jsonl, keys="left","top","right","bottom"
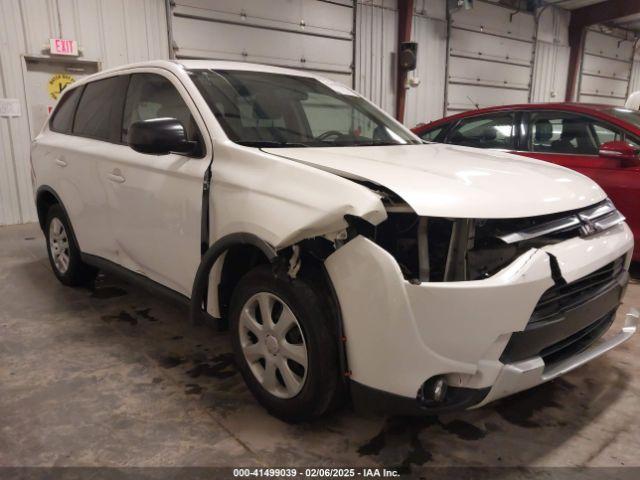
{"left": 412, "top": 103, "right": 640, "bottom": 262}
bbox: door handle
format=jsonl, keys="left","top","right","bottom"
{"left": 107, "top": 169, "right": 126, "bottom": 184}
{"left": 54, "top": 158, "right": 67, "bottom": 167}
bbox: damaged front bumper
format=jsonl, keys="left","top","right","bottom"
{"left": 324, "top": 222, "right": 636, "bottom": 415}
{"left": 476, "top": 308, "right": 638, "bottom": 408}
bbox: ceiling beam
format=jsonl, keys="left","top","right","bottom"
{"left": 571, "top": 0, "right": 640, "bottom": 27}
{"left": 565, "top": 0, "right": 640, "bottom": 101}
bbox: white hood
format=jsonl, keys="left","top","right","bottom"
{"left": 263, "top": 143, "right": 606, "bottom": 219}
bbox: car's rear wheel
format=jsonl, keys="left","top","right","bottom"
{"left": 229, "top": 264, "right": 342, "bottom": 422}
{"left": 45, "top": 204, "right": 97, "bottom": 286}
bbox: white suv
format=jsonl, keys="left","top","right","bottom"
{"left": 32, "top": 60, "right": 637, "bottom": 422}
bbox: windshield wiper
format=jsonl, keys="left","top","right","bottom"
{"left": 237, "top": 140, "right": 311, "bottom": 148}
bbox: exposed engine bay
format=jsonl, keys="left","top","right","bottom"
{"left": 343, "top": 184, "right": 625, "bottom": 284}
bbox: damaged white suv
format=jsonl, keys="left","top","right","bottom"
{"left": 32, "top": 60, "right": 637, "bottom": 422}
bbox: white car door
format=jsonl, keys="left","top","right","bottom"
{"left": 102, "top": 70, "right": 211, "bottom": 296}
{"left": 45, "top": 76, "right": 129, "bottom": 262}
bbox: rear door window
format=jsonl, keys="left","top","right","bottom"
{"left": 447, "top": 114, "right": 516, "bottom": 149}
{"left": 529, "top": 112, "right": 622, "bottom": 155}
{"left": 73, "top": 76, "right": 129, "bottom": 143}
{"left": 50, "top": 86, "right": 83, "bottom": 134}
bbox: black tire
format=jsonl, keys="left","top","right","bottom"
{"left": 45, "top": 204, "right": 97, "bottom": 287}
{"left": 229, "top": 264, "right": 342, "bottom": 422}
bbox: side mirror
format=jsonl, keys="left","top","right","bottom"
{"left": 128, "top": 118, "right": 196, "bottom": 155}
{"left": 599, "top": 140, "right": 640, "bottom": 164}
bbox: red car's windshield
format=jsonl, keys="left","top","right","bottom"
{"left": 605, "top": 107, "right": 640, "bottom": 129}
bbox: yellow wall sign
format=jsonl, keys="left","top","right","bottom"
{"left": 48, "top": 73, "right": 75, "bottom": 100}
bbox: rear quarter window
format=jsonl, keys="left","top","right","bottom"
{"left": 50, "top": 86, "right": 83, "bottom": 134}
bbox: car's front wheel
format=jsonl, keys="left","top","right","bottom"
{"left": 45, "top": 204, "right": 97, "bottom": 286}
{"left": 229, "top": 264, "right": 342, "bottom": 422}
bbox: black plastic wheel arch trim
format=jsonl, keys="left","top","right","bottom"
{"left": 36, "top": 185, "right": 83, "bottom": 253}
{"left": 36, "top": 186, "right": 68, "bottom": 230}
{"left": 189, "top": 233, "right": 278, "bottom": 326}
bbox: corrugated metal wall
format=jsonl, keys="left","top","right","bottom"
{"left": 530, "top": 6, "right": 570, "bottom": 103}
{"left": 404, "top": 0, "right": 446, "bottom": 128}
{"left": 355, "top": 0, "right": 398, "bottom": 115}
{"left": 629, "top": 49, "right": 640, "bottom": 98}
{"left": 0, "top": 0, "right": 168, "bottom": 226}
{"left": 354, "top": 0, "right": 446, "bottom": 124}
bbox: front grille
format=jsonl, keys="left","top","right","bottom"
{"left": 530, "top": 256, "right": 626, "bottom": 325}
{"left": 541, "top": 311, "right": 615, "bottom": 366}
{"left": 500, "top": 255, "right": 627, "bottom": 364}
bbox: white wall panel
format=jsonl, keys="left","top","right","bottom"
{"left": 0, "top": 0, "right": 168, "bottom": 226}
{"left": 449, "top": 29, "right": 533, "bottom": 66}
{"left": 171, "top": 0, "right": 354, "bottom": 85}
{"left": 404, "top": 8, "right": 446, "bottom": 127}
{"left": 536, "top": 3, "right": 569, "bottom": 46}
{"left": 355, "top": 0, "right": 446, "bottom": 125}
{"left": 530, "top": 6, "right": 570, "bottom": 103}
{"left": 578, "top": 27, "right": 635, "bottom": 104}
{"left": 414, "top": 0, "right": 445, "bottom": 22}
{"left": 629, "top": 50, "right": 640, "bottom": 100}
{"left": 355, "top": 0, "right": 398, "bottom": 115}
{"left": 172, "top": 15, "right": 352, "bottom": 75}
{"left": 175, "top": 0, "right": 353, "bottom": 39}
{"left": 447, "top": 83, "right": 527, "bottom": 111}
{"left": 0, "top": 2, "right": 32, "bottom": 226}
{"left": 531, "top": 41, "right": 570, "bottom": 103}
{"left": 446, "top": 1, "right": 535, "bottom": 114}
{"left": 579, "top": 94, "right": 625, "bottom": 106}
{"left": 582, "top": 53, "right": 631, "bottom": 81}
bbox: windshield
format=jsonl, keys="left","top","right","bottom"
{"left": 605, "top": 107, "right": 640, "bottom": 128}
{"left": 188, "top": 69, "right": 420, "bottom": 148}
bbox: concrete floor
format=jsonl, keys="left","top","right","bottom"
{"left": 1, "top": 222, "right": 640, "bottom": 473}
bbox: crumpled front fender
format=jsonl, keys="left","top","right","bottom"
{"left": 203, "top": 144, "right": 388, "bottom": 318}
{"left": 210, "top": 145, "right": 387, "bottom": 250}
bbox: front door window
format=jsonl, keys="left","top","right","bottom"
{"left": 447, "top": 114, "right": 516, "bottom": 150}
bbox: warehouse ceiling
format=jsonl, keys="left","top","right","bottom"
{"left": 611, "top": 13, "right": 640, "bottom": 33}
{"left": 543, "top": 0, "right": 640, "bottom": 33}
{"left": 542, "top": 0, "right": 607, "bottom": 9}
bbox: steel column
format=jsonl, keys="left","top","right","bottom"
{"left": 395, "top": 0, "right": 414, "bottom": 122}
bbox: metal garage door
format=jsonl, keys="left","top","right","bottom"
{"left": 445, "top": 0, "right": 535, "bottom": 115}
{"left": 577, "top": 27, "right": 635, "bottom": 106}
{"left": 169, "top": 0, "right": 355, "bottom": 86}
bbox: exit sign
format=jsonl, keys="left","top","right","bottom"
{"left": 49, "top": 38, "right": 78, "bottom": 56}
